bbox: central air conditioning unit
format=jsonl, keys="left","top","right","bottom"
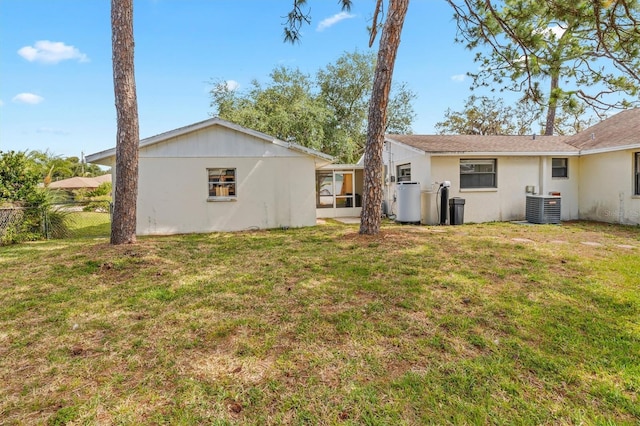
{"left": 526, "top": 195, "right": 561, "bottom": 224}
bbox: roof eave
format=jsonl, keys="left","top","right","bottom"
{"left": 384, "top": 137, "right": 428, "bottom": 155}
{"left": 86, "top": 117, "right": 334, "bottom": 163}
{"left": 278, "top": 140, "right": 334, "bottom": 162}
{"left": 429, "top": 151, "right": 580, "bottom": 157}
{"left": 579, "top": 143, "right": 640, "bottom": 155}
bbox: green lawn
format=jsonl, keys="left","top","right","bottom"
{"left": 66, "top": 211, "right": 111, "bottom": 238}
{"left": 1, "top": 220, "right": 639, "bottom": 425}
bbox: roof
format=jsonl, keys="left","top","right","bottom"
{"left": 566, "top": 108, "right": 640, "bottom": 152}
{"left": 48, "top": 174, "right": 112, "bottom": 190}
{"left": 386, "top": 108, "right": 640, "bottom": 156}
{"left": 86, "top": 117, "right": 334, "bottom": 163}
{"left": 385, "top": 134, "right": 578, "bottom": 156}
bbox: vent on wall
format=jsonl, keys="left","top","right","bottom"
{"left": 526, "top": 195, "right": 561, "bottom": 224}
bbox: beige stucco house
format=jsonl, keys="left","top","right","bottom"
{"left": 86, "top": 118, "right": 333, "bottom": 235}
{"left": 87, "top": 108, "right": 639, "bottom": 235}
{"left": 382, "top": 108, "right": 640, "bottom": 225}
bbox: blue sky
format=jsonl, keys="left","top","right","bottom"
{"left": 0, "top": 0, "right": 483, "bottom": 159}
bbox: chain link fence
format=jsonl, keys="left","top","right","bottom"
{"left": 1, "top": 201, "right": 111, "bottom": 245}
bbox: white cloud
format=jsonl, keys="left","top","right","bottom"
{"left": 546, "top": 25, "right": 566, "bottom": 39}
{"left": 317, "top": 11, "right": 355, "bottom": 32}
{"left": 451, "top": 74, "right": 466, "bottom": 82}
{"left": 534, "top": 25, "right": 566, "bottom": 41}
{"left": 0, "top": 100, "right": 4, "bottom": 107}
{"left": 225, "top": 80, "right": 240, "bottom": 91}
{"left": 12, "top": 93, "right": 44, "bottom": 105}
{"left": 18, "top": 40, "right": 89, "bottom": 64}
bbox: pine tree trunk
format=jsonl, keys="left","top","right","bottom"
{"left": 359, "top": 0, "right": 409, "bottom": 235}
{"left": 110, "top": 0, "right": 139, "bottom": 244}
{"left": 544, "top": 74, "right": 559, "bottom": 136}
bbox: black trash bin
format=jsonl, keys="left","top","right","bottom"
{"left": 448, "top": 197, "right": 465, "bottom": 225}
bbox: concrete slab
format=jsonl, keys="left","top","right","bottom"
{"left": 333, "top": 217, "right": 361, "bottom": 224}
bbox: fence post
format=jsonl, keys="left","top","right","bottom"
{"left": 42, "top": 208, "right": 50, "bottom": 240}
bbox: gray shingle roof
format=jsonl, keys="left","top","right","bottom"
{"left": 385, "top": 134, "right": 578, "bottom": 154}
{"left": 386, "top": 108, "right": 640, "bottom": 155}
{"left": 566, "top": 108, "right": 640, "bottom": 151}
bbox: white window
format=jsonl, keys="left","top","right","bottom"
{"left": 397, "top": 164, "right": 411, "bottom": 182}
{"left": 208, "top": 168, "right": 236, "bottom": 199}
{"left": 552, "top": 158, "right": 568, "bottom": 178}
{"left": 460, "top": 159, "right": 496, "bottom": 189}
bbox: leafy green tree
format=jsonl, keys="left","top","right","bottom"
{"left": 317, "top": 50, "right": 416, "bottom": 162}
{"left": 447, "top": 0, "right": 640, "bottom": 135}
{"left": 27, "top": 150, "right": 106, "bottom": 185}
{"left": 211, "top": 51, "right": 416, "bottom": 164}
{"left": 0, "top": 151, "right": 71, "bottom": 244}
{"left": 436, "top": 95, "right": 541, "bottom": 135}
{"left": 0, "top": 151, "right": 42, "bottom": 205}
{"left": 211, "top": 67, "right": 330, "bottom": 154}
{"left": 436, "top": 95, "right": 597, "bottom": 135}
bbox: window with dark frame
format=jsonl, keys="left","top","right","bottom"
{"left": 635, "top": 153, "right": 640, "bottom": 196}
{"left": 460, "top": 159, "right": 497, "bottom": 189}
{"left": 208, "top": 168, "right": 236, "bottom": 198}
{"left": 397, "top": 164, "right": 411, "bottom": 182}
{"left": 552, "top": 158, "right": 568, "bottom": 178}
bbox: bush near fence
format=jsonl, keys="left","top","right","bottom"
{"left": 0, "top": 201, "right": 111, "bottom": 245}
{"left": 0, "top": 207, "right": 26, "bottom": 244}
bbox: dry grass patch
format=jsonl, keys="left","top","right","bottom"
{"left": 1, "top": 220, "right": 639, "bottom": 424}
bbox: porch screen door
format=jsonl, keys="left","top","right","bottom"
{"left": 335, "top": 171, "right": 354, "bottom": 208}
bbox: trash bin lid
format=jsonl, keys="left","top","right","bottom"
{"left": 449, "top": 197, "right": 465, "bottom": 205}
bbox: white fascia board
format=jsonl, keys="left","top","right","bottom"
{"left": 318, "top": 164, "right": 364, "bottom": 170}
{"left": 430, "top": 151, "right": 580, "bottom": 157}
{"left": 86, "top": 116, "right": 333, "bottom": 163}
{"left": 282, "top": 141, "right": 334, "bottom": 161}
{"left": 384, "top": 137, "right": 427, "bottom": 155}
{"left": 579, "top": 143, "right": 640, "bottom": 156}
{"left": 86, "top": 118, "right": 227, "bottom": 163}
{"left": 85, "top": 148, "right": 116, "bottom": 163}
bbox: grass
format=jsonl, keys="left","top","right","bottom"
{"left": 66, "top": 211, "right": 111, "bottom": 238}
{"left": 0, "top": 219, "right": 639, "bottom": 425}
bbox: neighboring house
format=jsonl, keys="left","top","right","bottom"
{"left": 48, "top": 174, "right": 112, "bottom": 191}
{"left": 86, "top": 118, "right": 333, "bottom": 235}
{"left": 382, "top": 108, "right": 640, "bottom": 225}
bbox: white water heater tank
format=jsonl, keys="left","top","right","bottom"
{"left": 396, "top": 182, "right": 421, "bottom": 223}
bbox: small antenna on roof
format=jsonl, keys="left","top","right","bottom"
{"left": 532, "top": 134, "right": 536, "bottom": 140}
{"left": 591, "top": 133, "right": 595, "bottom": 140}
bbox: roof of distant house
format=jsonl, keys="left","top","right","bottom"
{"left": 48, "top": 174, "right": 111, "bottom": 190}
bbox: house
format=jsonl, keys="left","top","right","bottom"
{"left": 86, "top": 118, "right": 333, "bottom": 235}
{"left": 382, "top": 108, "right": 640, "bottom": 225}
{"left": 87, "top": 109, "right": 639, "bottom": 235}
